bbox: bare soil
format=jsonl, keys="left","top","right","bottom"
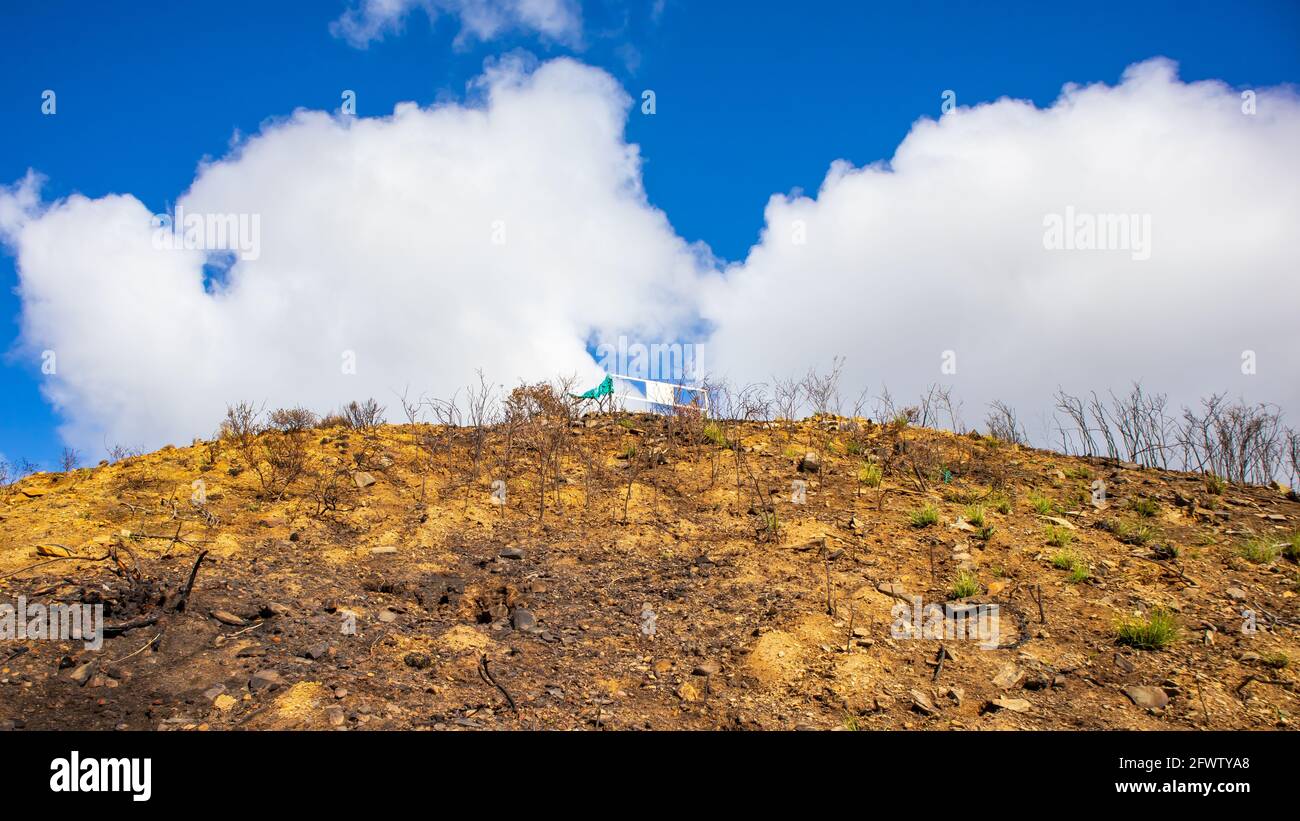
{"left": 1, "top": 415, "right": 1297, "bottom": 730}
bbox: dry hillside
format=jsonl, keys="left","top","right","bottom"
{"left": 1, "top": 410, "right": 1298, "bottom": 730}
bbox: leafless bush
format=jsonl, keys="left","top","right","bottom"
{"left": 60, "top": 447, "right": 80, "bottom": 472}
{"left": 734, "top": 384, "right": 779, "bottom": 533}
{"left": 917, "top": 383, "right": 963, "bottom": 432}
{"left": 424, "top": 391, "right": 463, "bottom": 477}
{"left": 985, "top": 400, "right": 1026, "bottom": 445}
{"left": 507, "top": 378, "right": 579, "bottom": 522}
{"left": 874, "top": 385, "right": 902, "bottom": 424}
{"left": 223, "top": 401, "right": 307, "bottom": 500}
{"left": 105, "top": 442, "right": 143, "bottom": 463}
{"left": 309, "top": 461, "right": 356, "bottom": 517}
{"left": 801, "top": 356, "right": 845, "bottom": 416}
{"left": 0, "top": 458, "right": 10, "bottom": 486}
{"left": 1175, "top": 395, "right": 1283, "bottom": 484}
{"left": 462, "top": 370, "right": 499, "bottom": 509}
{"left": 1087, "top": 392, "right": 1119, "bottom": 461}
{"left": 341, "top": 398, "right": 386, "bottom": 431}
{"left": 1107, "top": 383, "right": 1172, "bottom": 468}
{"left": 223, "top": 400, "right": 262, "bottom": 442}
{"left": 1285, "top": 428, "right": 1300, "bottom": 490}
{"left": 268, "top": 406, "right": 319, "bottom": 432}
{"left": 771, "top": 376, "right": 802, "bottom": 438}
{"left": 901, "top": 436, "right": 943, "bottom": 492}
{"left": 395, "top": 387, "right": 423, "bottom": 427}
{"left": 393, "top": 386, "right": 432, "bottom": 476}
{"left": 666, "top": 382, "right": 707, "bottom": 464}
{"left": 1053, "top": 389, "right": 1095, "bottom": 457}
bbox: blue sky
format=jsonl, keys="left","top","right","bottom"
{"left": 1, "top": 0, "right": 1298, "bottom": 467}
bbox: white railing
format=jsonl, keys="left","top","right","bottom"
{"left": 608, "top": 373, "right": 710, "bottom": 416}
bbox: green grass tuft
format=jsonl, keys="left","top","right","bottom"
{"left": 1051, "top": 549, "right": 1080, "bottom": 570}
{"left": 1029, "top": 493, "right": 1054, "bottom": 515}
{"left": 1130, "top": 497, "right": 1159, "bottom": 518}
{"left": 1262, "top": 652, "right": 1291, "bottom": 670}
{"left": 1282, "top": 533, "right": 1300, "bottom": 563}
{"left": 858, "top": 464, "right": 882, "bottom": 488}
{"left": 1115, "top": 520, "right": 1156, "bottom": 546}
{"left": 909, "top": 504, "right": 939, "bottom": 528}
{"left": 1115, "top": 607, "right": 1179, "bottom": 650}
{"left": 948, "top": 570, "right": 981, "bottom": 599}
{"left": 1045, "top": 525, "right": 1074, "bottom": 548}
{"left": 1237, "top": 537, "right": 1281, "bottom": 565}
{"left": 702, "top": 422, "right": 728, "bottom": 448}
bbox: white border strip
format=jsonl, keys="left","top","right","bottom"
{"left": 608, "top": 374, "right": 710, "bottom": 415}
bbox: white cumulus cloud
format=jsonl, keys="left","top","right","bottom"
{"left": 1, "top": 58, "right": 707, "bottom": 453}
{"left": 331, "top": 0, "right": 583, "bottom": 49}
{"left": 2, "top": 56, "right": 1298, "bottom": 457}
{"left": 700, "top": 58, "right": 1300, "bottom": 439}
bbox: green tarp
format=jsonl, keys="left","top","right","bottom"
{"left": 573, "top": 374, "right": 614, "bottom": 400}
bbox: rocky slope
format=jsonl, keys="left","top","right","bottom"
{"left": 1, "top": 414, "right": 1297, "bottom": 730}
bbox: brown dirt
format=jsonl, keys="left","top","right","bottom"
{"left": 1, "top": 415, "right": 1297, "bottom": 730}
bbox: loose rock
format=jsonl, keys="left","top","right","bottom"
{"left": 1123, "top": 685, "right": 1170, "bottom": 710}
{"left": 249, "top": 669, "right": 284, "bottom": 692}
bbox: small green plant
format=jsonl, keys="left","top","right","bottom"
{"left": 1114, "top": 520, "right": 1156, "bottom": 546}
{"left": 845, "top": 439, "right": 865, "bottom": 456}
{"left": 1045, "top": 525, "right": 1074, "bottom": 548}
{"left": 964, "top": 505, "right": 986, "bottom": 528}
{"left": 974, "top": 524, "right": 995, "bottom": 542}
{"left": 1237, "top": 537, "right": 1281, "bottom": 565}
{"left": 949, "top": 570, "right": 980, "bottom": 599}
{"left": 858, "top": 464, "right": 882, "bottom": 488}
{"left": 1130, "top": 497, "right": 1159, "bottom": 518}
{"left": 1115, "top": 607, "right": 1179, "bottom": 650}
{"left": 620, "top": 443, "right": 638, "bottom": 459}
{"left": 783, "top": 445, "right": 803, "bottom": 460}
{"left": 1283, "top": 533, "right": 1300, "bottom": 563}
{"left": 1066, "top": 465, "right": 1092, "bottom": 480}
{"left": 1049, "top": 548, "right": 1089, "bottom": 582}
{"left": 1029, "top": 493, "right": 1054, "bottom": 515}
{"left": 909, "top": 504, "right": 939, "bottom": 528}
{"left": 1261, "top": 652, "right": 1291, "bottom": 670}
{"left": 1204, "top": 474, "right": 1226, "bottom": 495}
{"left": 702, "top": 422, "right": 728, "bottom": 448}
{"left": 1154, "top": 542, "right": 1182, "bottom": 560}
{"left": 988, "top": 493, "right": 1012, "bottom": 515}
{"left": 1051, "top": 549, "right": 1081, "bottom": 571}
